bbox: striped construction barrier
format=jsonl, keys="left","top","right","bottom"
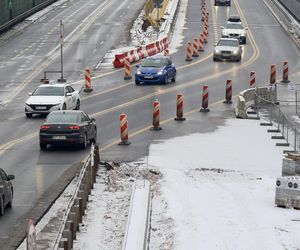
{"left": 281, "top": 61, "right": 290, "bottom": 83}
{"left": 224, "top": 80, "right": 233, "bottom": 104}
{"left": 175, "top": 93, "right": 186, "bottom": 121}
{"left": 250, "top": 71, "right": 256, "bottom": 88}
{"left": 192, "top": 38, "right": 199, "bottom": 57}
{"left": 164, "top": 48, "right": 169, "bottom": 56}
{"left": 203, "top": 27, "right": 208, "bottom": 43}
{"left": 270, "top": 64, "right": 276, "bottom": 84}
{"left": 200, "top": 85, "right": 210, "bottom": 112}
{"left": 124, "top": 57, "right": 132, "bottom": 80}
{"left": 151, "top": 99, "right": 162, "bottom": 130}
{"left": 119, "top": 113, "right": 130, "bottom": 145}
{"left": 198, "top": 33, "right": 205, "bottom": 52}
{"left": 83, "top": 68, "right": 93, "bottom": 92}
{"left": 113, "top": 37, "right": 169, "bottom": 68}
{"left": 185, "top": 41, "right": 193, "bottom": 61}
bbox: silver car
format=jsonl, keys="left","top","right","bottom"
{"left": 221, "top": 23, "right": 247, "bottom": 44}
{"left": 213, "top": 38, "right": 242, "bottom": 62}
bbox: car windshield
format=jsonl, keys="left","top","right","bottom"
{"left": 141, "top": 58, "right": 164, "bottom": 67}
{"left": 225, "top": 23, "right": 243, "bottom": 29}
{"left": 46, "top": 113, "right": 79, "bottom": 123}
{"left": 217, "top": 40, "right": 239, "bottom": 47}
{"left": 227, "top": 16, "right": 240, "bottom": 22}
{"left": 32, "top": 86, "right": 64, "bottom": 96}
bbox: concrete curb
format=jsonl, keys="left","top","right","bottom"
{"left": 122, "top": 180, "right": 151, "bottom": 250}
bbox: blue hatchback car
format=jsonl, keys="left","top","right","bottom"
{"left": 135, "top": 55, "right": 177, "bottom": 85}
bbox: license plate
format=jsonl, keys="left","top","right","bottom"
{"left": 53, "top": 136, "right": 66, "bottom": 140}
{"left": 144, "top": 76, "right": 153, "bottom": 79}
{"left": 36, "top": 106, "right": 47, "bottom": 110}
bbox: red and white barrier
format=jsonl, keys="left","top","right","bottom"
{"left": 281, "top": 61, "right": 290, "bottom": 83}
{"left": 113, "top": 37, "right": 169, "bottom": 68}
{"left": 175, "top": 93, "right": 185, "bottom": 121}
{"left": 200, "top": 85, "right": 210, "bottom": 112}
{"left": 151, "top": 99, "right": 162, "bottom": 130}
{"left": 124, "top": 57, "right": 132, "bottom": 80}
{"left": 198, "top": 33, "right": 205, "bottom": 52}
{"left": 119, "top": 113, "right": 130, "bottom": 145}
{"left": 164, "top": 48, "right": 169, "bottom": 56}
{"left": 84, "top": 68, "right": 93, "bottom": 92}
{"left": 270, "top": 64, "right": 276, "bottom": 84}
{"left": 185, "top": 41, "right": 193, "bottom": 62}
{"left": 224, "top": 80, "right": 232, "bottom": 104}
{"left": 192, "top": 38, "right": 199, "bottom": 57}
{"left": 250, "top": 71, "right": 256, "bottom": 88}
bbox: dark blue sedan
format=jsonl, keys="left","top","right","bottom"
{"left": 135, "top": 55, "right": 177, "bottom": 85}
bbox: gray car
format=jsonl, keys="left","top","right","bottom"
{"left": 0, "top": 168, "right": 15, "bottom": 216}
{"left": 213, "top": 38, "right": 242, "bottom": 62}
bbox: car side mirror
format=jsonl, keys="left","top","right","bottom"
{"left": 7, "top": 175, "right": 15, "bottom": 181}
{"left": 66, "top": 93, "right": 72, "bottom": 96}
{"left": 28, "top": 92, "right": 32, "bottom": 96}
{"left": 91, "top": 118, "right": 96, "bottom": 122}
{"left": 220, "top": 26, "right": 224, "bottom": 29}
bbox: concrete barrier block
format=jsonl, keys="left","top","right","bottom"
{"left": 275, "top": 176, "right": 300, "bottom": 208}
{"left": 282, "top": 157, "right": 300, "bottom": 176}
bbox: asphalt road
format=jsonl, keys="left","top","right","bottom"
{"left": 0, "top": 0, "right": 300, "bottom": 248}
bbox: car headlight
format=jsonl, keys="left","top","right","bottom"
{"left": 214, "top": 50, "right": 221, "bottom": 54}
{"left": 52, "top": 103, "right": 61, "bottom": 106}
{"left": 157, "top": 70, "right": 164, "bottom": 75}
{"left": 233, "top": 51, "right": 238, "bottom": 54}
{"left": 222, "top": 32, "right": 228, "bottom": 36}
{"left": 136, "top": 69, "right": 141, "bottom": 75}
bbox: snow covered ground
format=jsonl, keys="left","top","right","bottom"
{"left": 71, "top": 118, "right": 300, "bottom": 250}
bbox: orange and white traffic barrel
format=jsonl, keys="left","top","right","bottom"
{"left": 270, "top": 64, "right": 276, "bottom": 84}
{"left": 250, "top": 71, "right": 256, "bottom": 88}
{"left": 151, "top": 99, "right": 162, "bottom": 130}
{"left": 223, "top": 80, "right": 232, "bottom": 104}
{"left": 198, "top": 33, "right": 205, "bottom": 52}
{"left": 200, "top": 85, "right": 210, "bottom": 112}
{"left": 281, "top": 61, "right": 290, "bottom": 83}
{"left": 118, "top": 113, "right": 131, "bottom": 145}
{"left": 185, "top": 41, "right": 193, "bottom": 62}
{"left": 84, "top": 68, "right": 93, "bottom": 92}
{"left": 203, "top": 27, "right": 208, "bottom": 43}
{"left": 175, "top": 93, "right": 186, "bottom": 121}
{"left": 192, "top": 38, "right": 199, "bottom": 57}
{"left": 124, "top": 57, "right": 132, "bottom": 80}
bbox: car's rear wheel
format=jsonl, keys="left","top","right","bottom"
{"left": 81, "top": 134, "right": 88, "bottom": 149}
{"left": 0, "top": 196, "right": 4, "bottom": 216}
{"left": 75, "top": 100, "right": 80, "bottom": 110}
{"left": 171, "top": 71, "right": 176, "bottom": 82}
{"left": 26, "top": 113, "right": 32, "bottom": 118}
{"left": 6, "top": 190, "right": 13, "bottom": 208}
{"left": 40, "top": 143, "right": 47, "bottom": 150}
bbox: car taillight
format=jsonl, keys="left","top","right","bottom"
{"left": 69, "top": 125, "right": 80, "bottom": 130}
{"left": 40, "top": 125, "right": 50, "bottom": 130}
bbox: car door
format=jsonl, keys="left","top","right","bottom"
{"left": 80, "top": 112, "right": 91, "bottom": 139}
{"left": 67, "top": 86, "right": 78, "bottom": 109}
{"left": 65, "top": 86, "right": 74, "bottom": 109}
{"left": 0, "top": 169, "right": 9, "bottom": 206}
{"left": 166, "top": 59, "right": 174, "bottom": 79}
{"left": 82, "top": 112, "right": 94, "bottom": 140}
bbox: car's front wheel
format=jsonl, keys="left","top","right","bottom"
{"left": 40, "top": 143, "right": 47, "bottom": 150}
{"left": 0, "top": 196, "right": 4, "bottom": 216}
{"left": 26, "top": 113, "right": 32, "bottom": 118}
{"left": 7, "top": 190, "right": 13, "bottom": 208}
{"left": 62, "top": 103, "right": 66, "bottom": 110}
{"left": 75, "top": 100, "right": 80, "bottom": 110}
{"left": 171, "top": 71, "right": 176, "bottom": 82}
{"left": 80, "top": 134, "right": 88, "bottom": 149}
{"left": 135, "top": 80, "right": 140, "bottom": 85}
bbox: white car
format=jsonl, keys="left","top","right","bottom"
{"left": 221, "top": 23, "right": 247, "bottom": 44}
{"left": 213, "top": 38, "right": 242, "bottom": 62}
{"left": 25, "top": 83, "right": 80, "bottom": 118}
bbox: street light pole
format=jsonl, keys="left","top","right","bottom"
{"left": 58, "top": 20, "right": 66, "bottom": 82}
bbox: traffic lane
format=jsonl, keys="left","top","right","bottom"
{"left": 0, "top": 140, "right": 87, "bottom": 247}
{"left": 235, "top": 0, "right": 300, "bottom": 74}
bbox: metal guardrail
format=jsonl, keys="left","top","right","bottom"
{"left": 255, "top": 91, "right": 300, "bottom": 152}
